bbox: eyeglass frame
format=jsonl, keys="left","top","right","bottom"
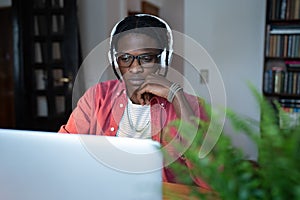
{"left": 114, "top": 51, "right": 162, "bottom": 69}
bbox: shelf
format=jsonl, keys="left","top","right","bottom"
{"left": 270, "top": 29, "right": 300, "bottom": 35}
{"left": 265, "top": 57, "right": 300, "bottom": 60}
{"left": 265, "top": 56, "right": 300, "bottom": 61}
{"left": 263, "top": 1, "right": 300, "bottom": 117}
{"left": 263, "top": 92, "right": 300, "bottom": 99}
{"left": 267, "top": 19, "right": 300, "bottom": 25}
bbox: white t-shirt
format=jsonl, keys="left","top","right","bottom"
{"left": 117, "top": 99, "right": 151, "bottom": 139}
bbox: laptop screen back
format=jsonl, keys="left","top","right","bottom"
{"left": 0, "top": 129, "right": 162, "bottom": 200}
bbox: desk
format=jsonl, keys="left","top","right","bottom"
{"left": 163, "top": 182, "right": 219, "bottom": 200}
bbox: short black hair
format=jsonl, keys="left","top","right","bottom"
{"left": 112, "top": 15, "right": 169, "bottom": 50}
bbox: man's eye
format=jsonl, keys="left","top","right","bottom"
{"left": 140, "top": 55, "right": 155, "bottom": 63}
{"left": 119, "top": 55, "right": 132, "bottom": 63}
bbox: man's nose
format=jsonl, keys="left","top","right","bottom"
{"left": 129, "top": 58, "right": 143, "bottom": 73}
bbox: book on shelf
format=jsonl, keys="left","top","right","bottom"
{"left": 287, "top": 71, "right": 294, "bottom": 94}
{"left": 279, "top": 98, "right": 300, "bottom": 107}
{"left": 263, "top": 67, "right": 300, "bottom": 95}
{"left": 264, "top": 69, "right": 273, "bottom": 93}
{"left": 269, "top": 0, "right": 300, "bottom": 20}
{"left": 282, "top": 70, "right": 290, "bottom": 94}
{"left": 279, "top": 108, "right": 300, "bottom": 129}
{"left": 274, "top": 69, "right": 283, "bottom": 93}
{"left": 279, "top": 98, "right": 300, "bottom": 129}
{"left": 285, "top": 60, "right": 300, "bottom": 68}
{"left": 293, "top": 72, "right": 298, "bottom": 94}
{"left": 266, "top": 34, "right": 300, "bottom": 57}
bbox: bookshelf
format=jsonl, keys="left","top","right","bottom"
{"left": 263, "top": 0, "right": 300, "bottom": 128}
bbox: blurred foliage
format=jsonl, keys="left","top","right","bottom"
{"left": 163, "top": 85, "right": 300, "bottom": 200}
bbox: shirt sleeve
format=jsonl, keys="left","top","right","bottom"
{"left": 190, "top": 95, "right": 209, "bottom": 122}
{"left": 58, "top": 86, "right": 96, "bottom": 134}
{"left": 166, "top": 94, "right": 211, "bottom": 189}
{"left": 186, "top": 96, "right": 211, "bottom": 189}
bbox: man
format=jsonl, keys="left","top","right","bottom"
{"left": 59, "top": 14, "right": 209, "bottom": 189}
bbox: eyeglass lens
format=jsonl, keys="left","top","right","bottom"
{"left": 116, "top": 53, "right": 160, "bottom": 68}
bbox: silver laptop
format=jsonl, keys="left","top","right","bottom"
{"left": 0, "top": 129, "right": 162, "bottom": 200}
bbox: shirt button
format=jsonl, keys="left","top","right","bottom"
{"left": 160, "top": 103, "right": 165, "bottom": 108}
{"left": 110, "top": 127, "right": 115, "bottom": 131}
{"left": 120, "top": 103, "right": 124, "bottom": 108}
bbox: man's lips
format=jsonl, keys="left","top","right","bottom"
{"left": 127, "top": 78, "right": 145, "bottom": 86}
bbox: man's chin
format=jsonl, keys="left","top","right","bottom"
{"left": 126, "top": 85, "right": 140, "bottom": 98}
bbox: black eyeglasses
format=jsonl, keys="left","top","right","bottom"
{"left": 115, "top": 52, "right": 161, "bottom": 69}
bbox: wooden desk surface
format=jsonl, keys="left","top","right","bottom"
{"left": 163, "top": 182, "right": 219, "bottom": 200}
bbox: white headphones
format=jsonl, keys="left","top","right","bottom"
{"left": 108, "top": 14, "right": 173, "bottom": 79}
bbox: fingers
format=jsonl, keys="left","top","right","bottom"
{"left": 135, "top": 74, "right": 172, "bottom": 105}
{"left": 143, "top": 93, "right": 153, "bottom": 105}
{"left": 136, "top": 87, "right": 153, "bottom": 105}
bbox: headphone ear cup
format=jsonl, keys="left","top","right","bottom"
{"left": 109, "top": 49, "right": 123, "bottom": 80}
{"left": 161, "top": 50, "right": 166, "bottom": 68}
{"left": 158, "top": 50, "right": 167, "bottom": 76}
{"left": 108, "top": 50, "right": 112, "bottom": 65}
{"left": 168, "top": 50, "right": 173, "bottom": 66}
{"left": 108, "top": 49, "right": 119, "bottom": 68}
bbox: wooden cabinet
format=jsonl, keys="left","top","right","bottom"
{"left": 13, "top": 0, "right": 80, "bottom": 131}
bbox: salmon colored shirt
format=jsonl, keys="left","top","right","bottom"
{"left": 59, "top": 79, "right": 210, "bottom": 189}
